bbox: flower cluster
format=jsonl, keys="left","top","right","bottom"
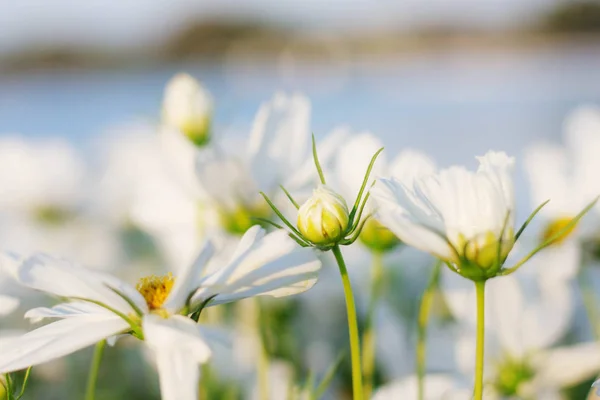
{"left": 2, "top": 74, "right": 600, "bottom": 400}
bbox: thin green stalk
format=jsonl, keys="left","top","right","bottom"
{"left": 331, "top": 245, "right": 364, "bottom": 400}
{"left": 416, "top": 261, "right": 442, "bottom": 400}
{"left": 256, "top": 299, "right": 270, "bottom": 400}
{"left": 578, "top": 263, "right": 600, "bottom": 339}
{"left": 362, "top": 251, "right": 384, "bottom": 399}
{"left": 473, "top": 280, "right": 486, "bottom": 400}
{"left": 85, "top": 340, "right": 106, "bottom": 400}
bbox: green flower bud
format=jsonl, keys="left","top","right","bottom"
{"left": 359, "top": 218, "right": 400, "bottom": 253}
{"left": 162, "top": 73, "right": 213, "bottom": 147}
{"left": 297, "top": 185, "right": 349, "bottom": 246}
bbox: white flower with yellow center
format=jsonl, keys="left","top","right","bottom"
{"left": 162, "top": 73, "right": 213, "bottom": 147}
{"left": 372, "top": 151, "right": 517, "bottom": 279}
{"left": 441, "top": 251, "right": 600, "bottom": 399}
{"left": 0, "top": 226, "right": 321, "bottom": 400}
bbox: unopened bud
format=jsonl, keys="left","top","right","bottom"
{"left": 297, "top": 185, "right": 349, "bottom": 246}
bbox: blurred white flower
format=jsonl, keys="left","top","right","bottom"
{"left": 94, "top": 123, "right": 202, "bottom": 269}
{"left": 524, "top": 106, "right": 600, "bottom": 282}
{"left": 372, "top": 151, "right": 516, "bottom": 276}
{"left": 195, "top": 92, "right": 344, "bottom": 237}
{"left": 441, "top": 257, "right": 600, "bottom": 399}
{"left": 162, "top": 73, "right": 213, "bottom": 147}
{"left": 372, "top": 374, "right": 470, "bottom": 400}
{"left": 333, "top": 131, "right": 436, "bottom": 252}
{"left": 0, "top": 226, "right": 321, "bottom": 400}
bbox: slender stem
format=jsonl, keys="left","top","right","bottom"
{"left": 362, "top": 252, "right": 384, "bottom": 399}
{"left": 256, "top": 299, "right": 270, "bottom": 400}
{"left": 85, "top": 340, "right": 106, "bottom": 400}
{"left": 473, "top": 280, "right": 486, "bottom": 400}
{"left": 331, "top": 245, "right": 364, "bottom": 400}
{"left": 578, "top": 263, "right": 600, "bottom": 339}
{"left": 416, "top": 261, "right": 442, "bottom": 400}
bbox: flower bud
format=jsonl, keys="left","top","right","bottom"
{"left": 219, "top": 202, "right": 271, "bottom": 236}
{"left": 162, "top": 73, "right": 213, "bottom": 147}
{"left": 297, "top": 185, "right": 349, "bottom": 246}
{"left": 540, "top": 216, "right": 576, "bottom": 246}
{"left": 359, "top": 218, "right": 400, "bottom": 253}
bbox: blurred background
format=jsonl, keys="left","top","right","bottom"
{"left": 2, "top": 1, "right": 600, "bottom": 399}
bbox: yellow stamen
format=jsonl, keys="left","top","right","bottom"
{"left": 136, "top": 273, "right": 175, "bottom": 310}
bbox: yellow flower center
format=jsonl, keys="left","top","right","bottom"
{"left": 136, "top": 273, "right": 175, "bottom": 310}
{"left": 457, "top": 230, "right": 515, "bottom": 269}
{"left": 541, "top": 216, "right": 576, "bottom": 245}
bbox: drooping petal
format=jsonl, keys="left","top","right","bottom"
{"left": 143, "top": 314, "right": 212, "bottom": 400}
{"left": 193, "top": 229, "right": 321, "bottom": 305}
{"left": 162, "top": 241, "right": 215, "bottom": 313}
{"left": 18, "top": 254, "right": 147, "bottom": 315}
{"left": 0, "top": 314, "right": 129, "bottom": 374}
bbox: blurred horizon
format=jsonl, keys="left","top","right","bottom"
{"left": 2, "top": 0, "right": 600, "bottom": 73}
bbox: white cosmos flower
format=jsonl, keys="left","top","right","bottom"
{"left": 162, "top": 73, "right": 213, "bottom": 147}
{"left": 333, "top": 131, "right": 436, "bottom": 251}
{"left": 372, "top": 151, "right": 516, "bottom": 274}
{"left": 195, "top": 92, "right": 345, "bottom": 236}
{"left": 0, "top": 226, "right": 321, "bottom": 400}
{"left": 441, "top": 254, "right": 600, "bottom": 399}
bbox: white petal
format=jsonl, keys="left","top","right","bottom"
{"left": 18, "top": 254, "right": 147, "bottom": 315}
{"left": 388, "top": 149, "right": 436, "bottom": 186}
{"left": 372, "top": 374, "right": 469, "bottom": 400}
{"left": 194, "top": 229, "right": 321, "bottom": 305}
{"left": 24, "top": 301, "right": 110, "bottom": 323}
{"left": 195, "top": 147, "right": 257, "bottom": 209}
{"left": 0, "top": 315, "right": 129, "bottom": 374}
{"left": 535, "top": 342, "right": 600, "bottom": 388}
{"left": 248, "top": 93, "right": 311, "bottom": 192}
{"left": 334, "top": 132, "right": 385, "bottom": 202}
{"left": 0, "top": 295, "right": 19, "bottom": 316}
{"left": 144, "top": 314, "right": 212, "bottom": 400}
{"left": 163, "top": 241, "right": 215, "bottom": 312}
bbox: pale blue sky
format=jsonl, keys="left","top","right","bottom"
{"left": 0, "top": 0, "right": 555, "bottom": 55}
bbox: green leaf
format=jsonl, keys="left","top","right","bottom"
{"left": 502, "top": 197, "right": 598, "bottom": 276}
{"left": 312, "top": 134, "right": 327, "bottom": 185}
{"left": 349, "top": 148, "right": 384, "bottom": 222}
{"left": 312, "top": 352, "right": 346, "bottom": 400}
{"left": 280, "top": 185, "right": 300, "bottom": 209}
{"left": 514, "top": 199, "right": 550, "bottom": 241}
{"left": 260, "top": 192, "right": 305, "bottom": 240}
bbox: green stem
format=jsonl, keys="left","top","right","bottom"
{"left": 331, "top": 245, "right": 364, "bottom": 400}
{"left": 256, "top": 300, "right": 269, "bottom": 400}
{"left": 578, "top": 264, "right": 600, "bottom": 339}
{"left": 362, "top": 251, "right": 384, "bottom": 399}
{"left": 473, "top": 280, "right": 486, "bottom": 400}
{"left": 85, "top": 340, "right": 106, "bottom": 400}
{"left": 416, "top": 261, "right": 441, "bottom": 400}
